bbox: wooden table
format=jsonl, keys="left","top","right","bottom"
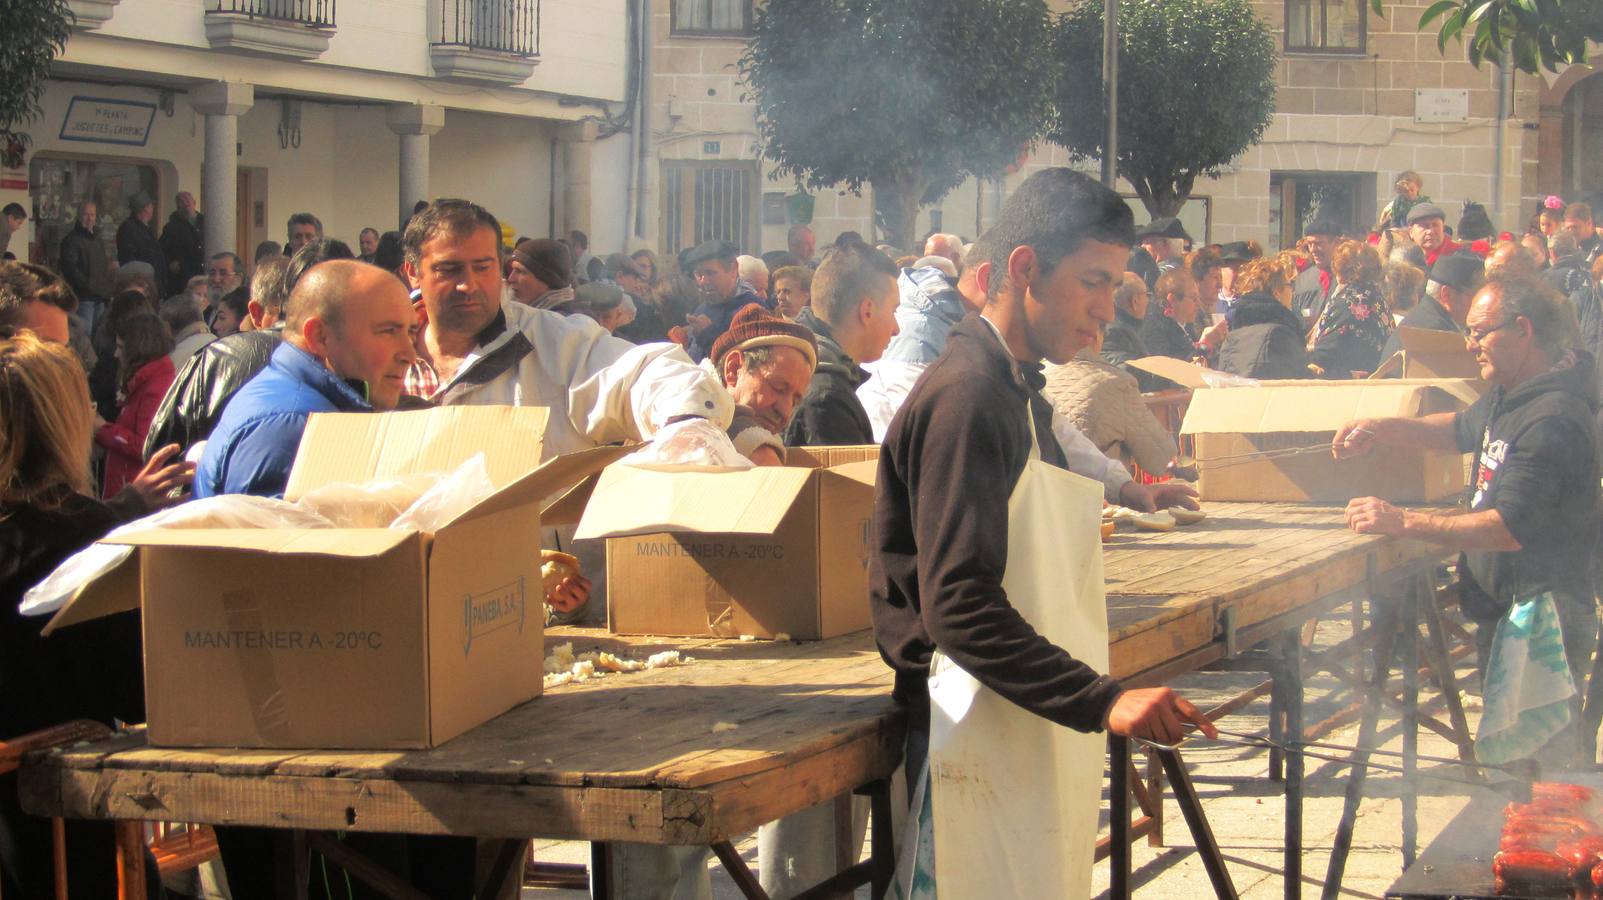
{"left": 18, "top": 502, "right": 1450, "bottom": 898}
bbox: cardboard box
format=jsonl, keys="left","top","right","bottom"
{"left": 46, "top": 406, "right": 627, "bottom": 750}
{"left": 575, "top": 447, "right": 878, "bottom": 640}
{"left": 1370, "top": 326, "right": 1484, "bottom": 380}
{"left": 1180, "top": 379, "right": 1479, "bottom": 502}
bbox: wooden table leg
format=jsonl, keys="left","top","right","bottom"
{"left": 114, "top": 821, "right": 146, "bottom": 900}
{"left": 711, "top": 840, "right": 773, "bottom": 900}
{"left": 305, "top": 832, "right": 432, "bottom": 900}
{"left": 1417, "top": 569, "right": 1476, "bottom": 762}
{"left": 589, "top": 842, "right": 613, "bottom": 900}
{"left": 1274, "top": 630, "right": 1304, "bottom": 900}
{"left": 1110, "top": 734, "right": 1132, "bottom": 900}
{"left": 1156, "top": 747, "right": 1239, "bottom": 900}
{"left": 475, "top": 839, "right": 527, "bottom": 900}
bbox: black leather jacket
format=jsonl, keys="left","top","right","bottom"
{"left": 143, "top": 328, "right": 281, "bottom": 461}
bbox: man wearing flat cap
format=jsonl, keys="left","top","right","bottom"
{"left": 116, "top": 191, "right": 168, "bottom": 297}
{"left": 1378, "top": 254, "right": 1484, "bottom": 363}
{"left": 683, "top": 239, "right": 766, "bottom": 362}
{"left": 1290, "top": 218, "right": 1344, "bottom": 336}
{"left": 1215, "top": 240, "right": 1257, "bottom": 314}
{"left": 708, "top": 304, "right": 818, "bottom": 465}
{"left": 1130, "top": 217, "right": 1188, "bottom": 292}
{"left": 1407, "top": 202, "right": 1462, "bottom": 267}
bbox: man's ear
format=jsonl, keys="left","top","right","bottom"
{"left": 302, "top": 316, "right": 329, "bottom": 356}
{"left": 1005, "top": 245, "right": 1038, "bottom": 298}
{"left": 247, "top": 299, "right": 266, "bottom": 329}
{"left": 402, "top": 260, "right": 421, "bottom": 291}
{"left": 720, "top": 351, "right": 741, "bottom": 389}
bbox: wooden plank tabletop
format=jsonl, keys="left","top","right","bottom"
{"left": 19, "top": 501, "right": 1451, "bottom": 843}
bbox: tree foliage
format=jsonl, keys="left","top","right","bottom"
{"left": 1405, "top": 0, "right": 1601, "bottom": 72}
{"left": 0, "top": 0, "right": 73, "bottom": 159}
{"left": 1050, "top": 0, "right": 1277, "bottom": 220}
{"left": 738, "top": 0, "right": 1055, "bottom": 249}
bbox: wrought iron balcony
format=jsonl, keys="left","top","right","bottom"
{"left": 431, "top": 0, "right": 540, "bottom": 84}
{"left": 206, "top": 0, "right": 335, "bottom": 59}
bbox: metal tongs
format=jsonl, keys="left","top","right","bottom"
{"left": 1134, "top": 727, "right": 1540, "bottom": 800}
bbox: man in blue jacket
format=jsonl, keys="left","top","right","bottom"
{"left": 195, "top": 259, "right": 417, "bottom": 498}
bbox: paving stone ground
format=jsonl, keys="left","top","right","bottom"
{"left": 526, "top": 612, "right": 1504, "bottom": 899}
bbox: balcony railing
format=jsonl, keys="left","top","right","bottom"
{"left": 212, "top": 0, "right": 335, "bottom": 28}
{"left": 437, "top": 0, "right": 539, "bottom": 57}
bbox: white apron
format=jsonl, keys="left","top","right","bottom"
{"left": 921, "top": 407, "right": 1111, "bottom": 898}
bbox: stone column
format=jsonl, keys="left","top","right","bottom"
{"left": 387, "top": 104, "right": 446, "bottom": 228}
{"left": 556, "top": 119, "right": 599, "bottom": 241}
{"left": 193, "top": 81, "right": 253, "bottom": 262}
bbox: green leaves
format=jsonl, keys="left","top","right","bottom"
{"left": 1048, "top": 0, "right": 1278, "bottom": 218}
{"left": 1403, "top": 0, "right": 1600, "bottom": 72}
{"left": 0, "top": 0, "right": 73, "bottom": 150}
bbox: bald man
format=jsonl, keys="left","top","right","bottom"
{"left": 195, "top": 260, "right": 417, "bottom": 498}
{"left": 923, "top": 232, "right": 963, "bottom": 265}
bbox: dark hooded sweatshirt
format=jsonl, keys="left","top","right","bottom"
{"left": 1451, "top": 350, "right": 1601, "bottom": 621}
{"left": 785, "top": 307, "right": 873, "bottom": 446}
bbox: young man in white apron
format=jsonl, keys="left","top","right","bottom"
{"left": 869, "top": 168, "right": 1216, "bottom": 897}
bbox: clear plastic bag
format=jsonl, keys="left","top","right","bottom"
{"left": 1199, "top": 370, "right": 1260, "bottom": 389}
{"left": 619, "top": 418, "right": 753, "bottom": 469}
{"left": 390, "top": 453, "right": 495, "bottom": 532}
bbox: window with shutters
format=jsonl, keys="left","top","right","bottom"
{"left": 671, "top": 0, "right": 752, "bottom": 37}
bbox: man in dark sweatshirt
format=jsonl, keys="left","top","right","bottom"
{"left": 870, "top": 168, "right": 1216, "bottom": 786}
{"left": 786, "top": 239, "right": 900, "bottom": 446}
{"left": 1338, "top": 274, "right": 1600, "bottom": 755}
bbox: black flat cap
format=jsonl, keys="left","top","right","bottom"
{"left": 1427, "top": 253, "right": 1485, "bottom": 293}
{"left": 1217, "top": 241, "right": 1255, "bottom": 262}
{"left": 683, "top": 239, "right": 739, "bottom": 268}
{"left": 1135, "top": 217, "right": 1191, "bottom": 241}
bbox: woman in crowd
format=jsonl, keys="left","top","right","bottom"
{"left": 0, "top": 331, "right": 190, "bottom": 898}
{"left": 1381, "top": 261, "right": 1426, "bottom": 321}
{"left": 95, "top": 312, "right": 174, "bottom": 497}
{"left": 1308, "top": 240, "right": 1393, "bottom": 377}
{"left": 770, "top": 265, "right": 812, "bottom": 320}
{"left": 1140, "top": 269, "right": 1226, "bottom": 363}
{"left": 1215, "top": 255, "right": 1310, "bottom": 379}
{"left": 210, "top": 287, "right": 249, "bottom": 337}
{"left": 1224, "top": 256, "right": 1303, "bottom": 333}
{"left": 88, "top": 289, "right": 154, "bottom": 418}
{"left": 1186, "top": 247, "right": 1225, "bottom": 333}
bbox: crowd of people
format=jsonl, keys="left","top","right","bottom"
{"left": 0, "top": 168, "right": 1600, "bottom": 897}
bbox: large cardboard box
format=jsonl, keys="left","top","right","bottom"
{"left": 1180, "top": 379, "right": 1480, "bottom": 502}
{"left": 1370, "top": 326, "right": 1483, "bottom": 380}
{"left": 46, "top": 406, "right": 626, "bottom": 750}
{"left": 575, "top": 447, "right": 878, "bottom": 640}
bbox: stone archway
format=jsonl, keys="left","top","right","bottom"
{"left": 1536, "top": 64, "right": 1601, "bottom": 206}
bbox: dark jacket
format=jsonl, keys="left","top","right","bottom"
{"left": 870, "top": 316, "right": 1122, "bottom": 739}
{"left": 613, "top": 294, "right": 672, "bottom": 345}
{"left": 1290, "top": 265, "right": 1331, "bottom": 337}
{"left": 686, "top": 283, "right": 764, "bottom": 362}
{"left": 1378, "top": 294, "right": 1461, "bottom": 364}
{"left": 116, "top": 215, "right": 167, "bottom": 296}
{"left": 159, "top": 211, "right": 205, "bottom": 285}
{"left": 1102, "top": 307, "right": 1159, "bottom": 391}
{"left": 1226, "top": 292, "right": 1303, "bottom": 335}
{"left": 1452, "top": 351, "right": 1601, "bottom": 621}
{"left": 1308, "top": 282, "right": 1394, "bottom": 377}
{"left": 785, "top": 307, "right": 873, "bottom": 446}
{"left": 1216, "top": 323, "right": 1309, "bottom": 380}
{"left": 57, "top": 223, "right": 112, "bottom": 303}
{"left": 195, "top": 341, "right": 372, "bottom": 498}
{"left": 144, "top": 329, "right": 282, "bottom": 461}
{"left": 1139, "top": 310, "right": 1198, "bottom": 362}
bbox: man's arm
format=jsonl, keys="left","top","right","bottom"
{"left": 1332, "top": 412, "right": 1461, "bottom": 457}
{"left": 555, "top": 312, "right": 734, "bottom": 442}
{"left": 1050, "top": 410, "right": 1131, "bottom": 503}
{"left": 1346, "top": 498, "right": 1521, "bottom": 551}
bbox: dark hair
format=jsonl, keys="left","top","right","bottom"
{"left": 1, "top": 203, "right": 23, "bottom": 220}
{"left": 569, "top": 229, "right": 588, "bottom": 250}
{"left": 762, "top": 250, "right": 802, "bottom": 272}
{"left": 1566, "top": 202, "right": 1594, "bottom": 223}
{"left": 282, "top": 239, "right": 357, "bottom": 298}
{"left": 113, "top": 312, "right": 172, "bottom": 387}
{"left": 983, "top": 168, "right": 1136, "bottom": 299}
{"left": 374, "top": 231, "right": 405, "bottom": 272}
{"left": 158, "top": 295, "right": 204, "bottom": 333}
{"left": 287, "top": 212, "right": 323, "bottom": 235}
{"left": 217, "top": 287, "right": 249, "bottom": 322}
{"left": 359, "top": 227, "right": 379, "bottom": 240}
{"left": 1458, "top": 201, "right": 1496, "bottom": 242}
{"left": 0, "top": 263, "right": 77, "bottom": 323}
{"left": 94, "top": 290, "right": 155, "bottom": 355}
{"left": 403, "top": 199, "right": 501, "bottom": 266}
{"left": 253, "top": 240, "right": 283, "bottom": 264}
{"left": 811, "top": 241, "right": 898, "bottom": 325}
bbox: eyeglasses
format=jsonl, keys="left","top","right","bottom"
{"left": 1466, "top": 319, "right": 1515, "bottom": 343}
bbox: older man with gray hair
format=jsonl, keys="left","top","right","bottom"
{"left": 922, "top": 232, "right": 964, "bottom": 265}
{"left": 736, "top": 253, "right": 770, "bottom": 302}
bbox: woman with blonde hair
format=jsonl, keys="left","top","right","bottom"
{"left": 1309, "top": 240, "right": 1394, "bottom": 376}
{"left": 0, "top": 331, "right": 190, "bottom": 897}
{"left": 1225, "top": 256, "right": 1304, "bottom": 333}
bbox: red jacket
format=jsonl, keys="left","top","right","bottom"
{"left": 95, "top": 355, "right": 175, "bottom": 497}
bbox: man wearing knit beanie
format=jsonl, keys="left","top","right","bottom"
{"left": 506, "top": 237, "right": 577, "bottom": 311}
{"left": 709, "top": 304, "right": 817, "bottom": 464}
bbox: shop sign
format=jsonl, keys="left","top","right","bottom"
{"left": 1414, "top": 89, "right": 1469, "bottom": 124}
{"left": 59, "top": 97, "right": 157, "bottom": 147}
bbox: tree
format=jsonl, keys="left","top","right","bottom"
{"left": 1049, "top": 0, "right": 1277, "bottom": 220}
{"left": 1404, "top": 0, "right": 1601, "bottom": 73}
{"left": 0, "top": 0, "right": 73, "bottom": 165}
{"left": 738, "top": 0, "right": 1055, "bottom": 250}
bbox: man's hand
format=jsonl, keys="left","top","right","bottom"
{"left": 1199, "top": 319, "right": 1229, "bottom": 354}
{"left": 1106, "top": 687, "right": 1218, "bottom": 745}
{"left": 686, "top": 313, "right": 713, "bottom": 332}
{"left": 547, "top": 572, "right": 592, "bottom": 614}
{"left": 1148, "top": 481, "right": 1199, "bottom": 511}
{"left": 1346, "top": 496, "right": 1406, "bottom": 536}
{"left": 127, "top": 443, "right": 195, "bottom": 509}
{"left": 1331, "top": 418, "right": 1382, "bottom": 459}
